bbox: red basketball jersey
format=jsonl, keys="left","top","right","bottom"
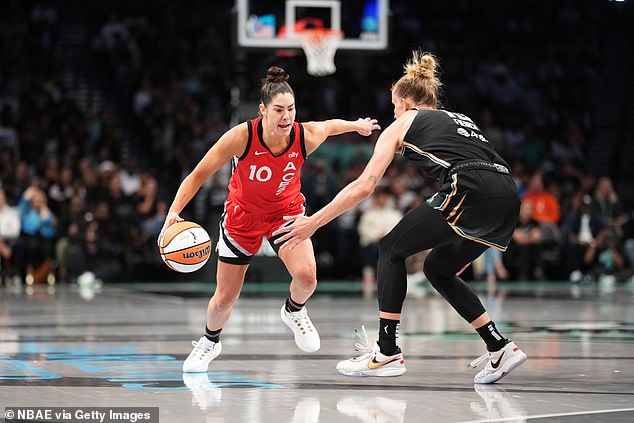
{"left": 227, "top": 117, "right": 306, "bottom": 213}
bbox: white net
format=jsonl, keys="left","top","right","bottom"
{"left": 298, "top": 29, "right": 343, "bottom": 77}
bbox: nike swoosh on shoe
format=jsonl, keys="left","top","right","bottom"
{"left": 491, "top": 352, "right": 505, "bottom": 369}
{"left": 367, "top": 355, "right": 402, "bottom": 369}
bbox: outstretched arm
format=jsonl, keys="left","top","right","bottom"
{"left": 302, "top": 118, "right": 380, "bottom": 155}
{"left": 273, "top": 118, "right": 404, "bottom": 249}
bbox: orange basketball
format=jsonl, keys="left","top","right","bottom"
{"left": 159, "top": 221, "right": 212, "bottom": 273}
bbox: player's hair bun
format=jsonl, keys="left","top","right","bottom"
{"left": 259, "top": 65, "right": 294, "bottom": 106}
{"left": 265, "top": 66, "right": 290, "bottom": 83}
{"left": 404, "top": 51, "right": 437, "bottom": 80}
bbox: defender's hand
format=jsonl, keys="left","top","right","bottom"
{"left": 356, "top": 117, "right": 381, "bottom": 136}
{"left": 272, "top": 214, "right": 318, "bottom": 251}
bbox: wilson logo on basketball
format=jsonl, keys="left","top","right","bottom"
{"left": 160, "top": 221, "right": 213, "bottom": 273}
{"left": 183, "top": 245, "right": 211, "bottom": 259}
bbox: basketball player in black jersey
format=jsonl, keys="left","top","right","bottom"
{"left": 274, "top": 50, "right": 527, "bottom": 383}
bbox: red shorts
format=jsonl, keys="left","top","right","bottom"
{"left": 216, "top": 196, "right": 306, "bottom": 264}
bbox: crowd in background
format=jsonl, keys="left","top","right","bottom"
{"left": 1, "top": 0, "right": 632, "bottom": 286}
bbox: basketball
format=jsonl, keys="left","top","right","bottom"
{"left": 159, "top": 221, "right": 212, "bottom": 273}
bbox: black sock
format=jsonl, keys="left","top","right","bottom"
{"left": 476, "top": 321, "right": 508, "bottom": 352}
{"left": 377, "top": 318, "right": 400, "bottom": 356}
{"left": 285, "top": 296, "right": 305, "bottom": 313}
{"left": 205, "top": 326, "right": 221, "bottom": 343}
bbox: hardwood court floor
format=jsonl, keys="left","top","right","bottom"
{"left": 1, "top": 280, "right": 633, "bottom": 422}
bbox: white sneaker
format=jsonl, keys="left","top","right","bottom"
{"left": 336, "top": 326, "right": 406, "bottom": 377}
{"left": 469, "top": 341, "right": 527, "bottom": 384}
{"left": 182, "top": 373, "right": 222, "bottom": 410}
{"left": 182, "top": 336, "right": 222, "bottom": 373}
{"left": 281, "top": 305, "right": 320, "bottom": 352}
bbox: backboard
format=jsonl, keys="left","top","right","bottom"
{"left": 235, "top": 0, "right": 390, "bottom": 51}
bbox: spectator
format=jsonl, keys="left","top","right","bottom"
{"left": 584, "top": 227, "right": 626, "bottom": 281}
{"left": 67, "top": 220, "right": 124, "bottom": 282}
{"left": 77, "top": 158, "right": 100, "bottom": 206}
{"left": 138, "top": 197, "right": 169, "bottom": 268}
{"left": 387, "top": 175, "right": 419, "bottom": 213}
{"left": 13, "top": 186, "right": 56, "bottom": 285}
{"left": 0, "top": 186, "right": 21, "bottom": 284}
{"left": 522, "top": 170, "right": 561, "bottom": 225}
{"left": 302, "top": 158, "right": 339, "bottom": 212}
{"left": 119, "top": 157, "right": 141, "bottom": 196}
{"left": 483, "top": 248, "right": 509, "bottom": 299}
{"left": 7, "top": 162, "right": 32, "bottom": 205}
{"left": 302, "top": 158, "right": 341, "bottom": 275}
{"left": 54, "top": 193, "right": 87, "bottom": 283}
{"left": 103, "top": 172, "right": 136, "bottom": 242}
{"left": 621, "top": 211, "right": 634, "bottom": 271}
{"left": 132, "top": 169, "right": 158, "bottom": 219}
{"left": 47, "top": 164, "right": 75, "bottom": 216}
{"left": 357, "top": 187, "right": 403, "bottom": 297}
{"left": 593, "top": 176, "right": 627, "bottom": 239}
{"left": 506, "top": 199, "right": 543, "bottom": 281}
{"left": 61, "top": 199, "right": 126, "bottom": 282}
{"left": 562, "top": 193, "right": 604, "bottom": 281}
{"left": 140, "top": 198, "right": 168, "bottom": 242}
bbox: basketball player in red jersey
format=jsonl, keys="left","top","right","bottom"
{"left": 158, "top": 66, "right": 380, "bottom": 373}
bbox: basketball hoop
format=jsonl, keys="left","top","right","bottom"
{"left": 297, "top": 29, "right": 343, "bottom": 77}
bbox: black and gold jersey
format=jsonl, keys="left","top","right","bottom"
{"left": 401, "top": 108, "right": 519, "bottom": 251}
{"left": 401, "top": 108, "right": 509, "bottom": 182}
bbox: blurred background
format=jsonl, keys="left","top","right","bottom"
{"left": 0, "top": 0, "right": 633, "bottom": 292}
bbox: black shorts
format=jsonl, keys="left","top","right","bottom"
{"left": 427, "top": 165, "right": 520, "bottom": 251}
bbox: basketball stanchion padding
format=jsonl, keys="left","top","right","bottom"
{"left": 159, "top": 221, "right": 212, "bottom": 273}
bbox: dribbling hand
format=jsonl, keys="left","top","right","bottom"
{"left": 157, "top": 211, "right": 184, "bottom": 247}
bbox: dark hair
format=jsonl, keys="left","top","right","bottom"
{"left": 260, "top": 66, "right": 294, "bottom": 106}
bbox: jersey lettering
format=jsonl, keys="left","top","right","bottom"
{"left": 442, "top": 110, "right": 473, "bottom": 122}
{"left": 283, "top": 162, "right": 297, "bottom": 172}
{"left": 453, "top": 118, "right": 478, "bottom": 130}
{"left": 276, "top": 161, "right": 297, "bottom": 195}
{"left": 248, "top": 165, "right": 272, "bottom": 182}
{"left": 456, "top": 127, "right": 489, "bottom": 143}
{"left": 245, "top": 153, "right": 300, "bottom": 195}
